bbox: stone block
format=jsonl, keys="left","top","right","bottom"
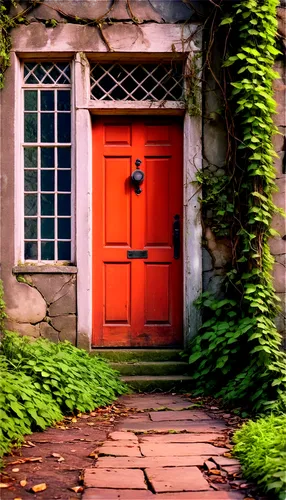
{"left": 272, "top": 127, "right": 285, "bottom": 152}
{"left": 275, "top": 293, "right": 286, "bottom": 335}
{"left": 109, "top": 432, "right": 138, "bottom": 441}
{"left": 141, "top": 442, "right": 228, "bottom": 457}
{"left": 50, "top": 315, "right": 76, "bottom": 344}
{"left": 31, "top": 274, "right": 73, "bottom": 304}
{"left": 271, "top": 213, "right": 286, "bottom": 236}
{"left": 202, "top": 248, "right": 213, "bottom": 272}
{"left": 99, "top": 445, "right": 142, "bottom": 457}
{"left": 5, "top": 320, "right": 40, "bottom": 338}
{"left": 273, "top": 62, "right": 286, "bottom": 126}
{"left": 269, "top": 237, "right": 286, "bottom": 255}
{"left": 49, "top": 279, "right": 76, "bottom": 316}
{"left": 84, "top": 468, "right": 147, "bottom": 489}
{"left": 83, "top": 489, "right": 153, "bottom": 500}
{"left": 77, "top": 331, "right": 91, "bottom": 351}
{"left": 6, "top": 283, "right": 46, "bottom": 324}
{"left": 149, "top": 410, "right": 211, "bottom": 422}
{"left": 95, "top": 456, "right": 206, "bottom": 468}
{"left": 140, "top": 434, "right": 222, "bottom": 444}
{"left": 39, "top": 322, "right": 59, "bottom": 342}
{"left": 273, "top": 262, "right": 286, "bottom": 293}
{"left": 145, "top": 466, "right": 210, "bottom": 493}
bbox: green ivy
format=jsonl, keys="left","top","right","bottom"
{"left": 188, "top": 0, "right": 286, "bottom": 414}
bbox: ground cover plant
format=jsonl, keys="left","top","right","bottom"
{"left": 0, "top": 331, "right": 127, "bottom": 461}
{"left": 233, "top": 415, "right": 286, "bottom": 500}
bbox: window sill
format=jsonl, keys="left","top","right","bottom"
{"left": 13, "top": 265, "right": 78, "bottom": 274}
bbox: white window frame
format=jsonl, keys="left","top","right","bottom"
{"left": 18, "top": 61, "right": 75, "bottom": 264}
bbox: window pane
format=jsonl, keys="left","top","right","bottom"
{"left": 41, "top": 113, "right": 54, "bottom": 142}
{"left": 58, "top": 147, "right": 71, "bottom": 168}
{"left": 41, "top": 148, "right": 54, "bottom": 169}
{"left": 24, "top": 170, "right": 38, "bottom": 191}
{"left": 58, "top": 194, "right": 71, "bottom": 216}
{"left": 41, "top": 170, "right": 55, "bottom": 192}
{"left": 25, "top": 242, "right": 38, "bottom": 259}
{"left": 24, "top": 113, "right": 37, "bottom": 142}
{"left": 25, "top": 218, "right": 37, "bottom": 239}
{"left": 58, "top": 218, "right": 71, "bottom": 239}
{"left": 57, "top": 114, "right": 71, "bottom": 143}
{"left": 24, "top": 90, "right": 37, "bottom": 111}
{"left": 58, "top": 170, "right": 71, "bottom": 192}
{"left": 41, "top": 241, "right": 54, "bottom": 260}
{"left": 24, "top": 147, "right": 37, "bottom": 169}
{"left": 41, "top": 194, "right": 54, "bottom": 215}
{"left": 41, "top": 90, "right": 54, "bottom": 111}
{"left": 25, "top": 194, "right": 37, "bottom": 216}
{"left": 57, "top": 90, "right": 70, "bottom": 111}
{"left": 41, "top": 218, "right": 55, "bottom": 239}
{"left": 58, "top": 241, "right": 71, "bottom": 261}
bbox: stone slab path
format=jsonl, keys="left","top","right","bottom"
{"left": 82, "top": 394, "right": 250, "bottom": 500}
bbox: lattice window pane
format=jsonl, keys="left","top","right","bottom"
{"left": 23, "top": 63, "right": 72, "bottom": 262}
{"left": 90, "top": 63, "right": 184, "bottom": 101}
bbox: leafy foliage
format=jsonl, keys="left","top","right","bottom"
{"left": 0, "top": 331, "right": 127, "bottom": 459}
{"left": 188, "top": 0, "right": 286, "bottom": 414}
{"left": 233, "top": 415, "right": 286, "bottom": 500}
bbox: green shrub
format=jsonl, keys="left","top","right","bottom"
{"left": 0, "top": 331, "right": 127, "bottom": 459}
{"left": 233, "top": 415, "right": 286, "bottom": 500}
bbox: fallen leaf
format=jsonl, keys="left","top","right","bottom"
{"left": 14, "top": 498, "right": 23, "bottom": 500}
{"left": 71, "top": 417, "right": 77, "bottom": 423}
{"left": 0, "top": 483, "right": 11, "bottom": 488}
{"left": 51, "top": 453, "right": 61, "bottom": 458}
{"left": 223, "top": 452, "right": 232, "bottom": 458}
{"left": 87, "top": 422, "right": 95, "bottom": 426}
{"left": 88, "top": 451, "right": 98, "bottom": 459}
{"left": 27, "top": 441, "right": 36, "bottom": 447}
{"left": 10, "top": 457, "right": 42, "bottom": 465}
{"left": 209, "top": 469, "right": 221, "bottom": 475}
{"left": 58, "top": 457, "right": 65, "bottom": 463}
{"left": 70, "top": 486, "right": 84, "bottom": 493}
{"left": 20, "top": 480, "right": 27, "bottom": 487}
{"left": 12, "top": 468, "right": 20, "bottom": 473}
{"left": 31, "top": 483, "right": 47, "bottom": 493}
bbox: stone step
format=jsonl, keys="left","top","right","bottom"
{"left": 90, "top": 349, "right": 182, "bottom": 363}
{"left": 111, "top": 361, "right": 189, "bottom": 376}
{"left": 122, "top": 375, "right": 192, "bottom": 393}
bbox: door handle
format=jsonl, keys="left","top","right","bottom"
{"left": 173, "top": 214, "right": 180, "bottom": 259}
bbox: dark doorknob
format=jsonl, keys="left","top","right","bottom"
{"left": 173, "top": 214, "right": 180, "bottom": 259}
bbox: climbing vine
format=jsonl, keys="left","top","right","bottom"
{"left": 188, "top": 0, "right": 286, "bottom": 414}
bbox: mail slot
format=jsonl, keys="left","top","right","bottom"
{"left": 127, "top": 250, "right": 148, "bottom": 259}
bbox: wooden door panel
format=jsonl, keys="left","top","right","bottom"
{"left": 104, "top": 157, "right": 131, "bottom": 246}
{"left": 92, "top": 117, "right": 183, "bottom": 347}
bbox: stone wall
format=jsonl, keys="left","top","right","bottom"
{"left": 5, "top": 270, "right": 77, "bottom": 345}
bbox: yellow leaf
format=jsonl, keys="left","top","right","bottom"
{"left": 31, "top": 483, "right": 47, "bottom": 493}
{"left": 12, "top": 468, "right": 20, "bottom": 473}
{"left": 0, "top": 483, "right": 10, "bottom": 488}
{"left": 20, "top": 480, "right": 27, "bottom": 487}
{"left": 70, "top": 486, "right": 84, "bottom": 493}
{"left": 71, "top": 417, "right": 77, "bottom": 423}
{"left": 51, "top": 453, "right": 61, "bottom": 458}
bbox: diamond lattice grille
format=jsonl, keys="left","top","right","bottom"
{"left": 90, "top": 63, "right": 184, "bottom": 101}
{"left": 24, "top": 63, "right": 71, "bottom": 85}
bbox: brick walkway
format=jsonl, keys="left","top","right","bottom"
{"left": 82, "top": 394, "right": 248, "bottom": 500}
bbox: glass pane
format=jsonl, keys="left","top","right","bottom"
{"left": 24, "top": 194, "right": 37, "bottom": 216}
{"left": 58, "top": 147, "right": 71, "bottom": 168}
{"left": 24, "top": 113, "right": 37, "bottom": 142}
{"left": 58, "top": 90, "right": 70, "bottom": 111}
{"left": 41, "top": 194, "right": 54, "bottom": 215}
{"left": 58, "top": 241, "right": 71, "bottom": 261}
{"left": 58, "top": 194, "right": 71, "bottom": 216}
{"left": 58, "top": 218, "right": 71, "bottom": 239}
{"left": 24, "top": 90, "right": 37, "bottom": 111}
{"left": 41, "top": 241, "right": 54, "bottom": 260}
{"left": 25, "top": 242, "right": 38, "bottom": 260}
{"left": 58, "top": 170, "right": 71, "bottom": 192}
{"left": 41, "top": 170, "right": 54, "bottom": 192}
{"left": 41, "top": 113, "right": 54, "bottom": 143}
{"left": 24, "top": 170, "right": 37, "bottom": 191}
{"left": 57, "top": 114, "right": 71, "bottom": 143}
{"left": 41, "top": 218, "right": 54, "bottom": 239}
{"left": 41, "top": 148, "right": 54, "bottom": 169}
{"left": 24, "top": 218, "right": 37, "bottom": 239}
{"left": 41, "top": 90, "right": 54, "bottom": 111}
{"left": 24, "top": 147, "right": 37, "bottom": 169}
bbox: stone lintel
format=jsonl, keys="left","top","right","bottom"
{"left": 13, "top": 265, "right": 78, "bottom": 274}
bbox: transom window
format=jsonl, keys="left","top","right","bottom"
{"left": 90, "top": 63, "right": 184, "bottom": 101}
{"left": 22, "top": 63, "right": 72, "bottom": 262}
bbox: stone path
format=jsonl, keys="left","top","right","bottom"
{"left": 82, "top": 394, "right": 249, "bottom": 500}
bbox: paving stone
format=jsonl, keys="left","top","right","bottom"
{"left": 82, "top": 489, "right": 154, "bottom": 499}
{"left": 118, "top": 395, "right": 190, "bottom": 410}
{"left": 212, "top": 456, "right": 240, "bottom": 467}
{"left": 139, "top": 433, "right": 222, "bottom": 444}
{"left": 149, "top": 410, "right": 211, "bottom": 421}
{"left": 140, "top": 443, "right": 228, "bottom": 457}
{"left": 99, "top": 445, "right": 142, "bottom": 457}
{"left": 151, "top": 492, "right": 245, "bottom": 499}
{"left": 105, "top": 440, "right": 139, "bottom": 446}
{"left": 95, "top": 456, "right": 205, "bottom": 468}
{"left": 117, "top": 419, "right": 227, "bottom": 433}
{"left": 84, "top": 468, "right": 147, "bottom": 489}
{"left": 145, "top": 466, "right": 210, "bottom": 492}
{"left": 108, "top": 431, "right": 138, "bottom": 441}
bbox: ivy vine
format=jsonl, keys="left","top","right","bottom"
{"left": 189, "top": 0, "right": 286, "bottom": 414}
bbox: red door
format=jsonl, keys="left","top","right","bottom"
{"left": 92, "top": 117, "right": 183, "bottom": 347}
